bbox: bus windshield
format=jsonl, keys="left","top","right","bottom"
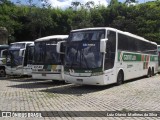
{"left": 65, "top": 41, "right": 102, "bottom": 69}
{"left": 69, "top": 30, "right": 105, "bottom": 42}
{"left": 65, "top": 30, "right": 105, "bottom": 69}
{"left": 34, "top": 40, "right": 61, "bottom": 65}
{"left": 6, "top": 43, "right": 25, "bottom": 67}
{"left": 6, "top": 50, "right": 23, "bottom": 66}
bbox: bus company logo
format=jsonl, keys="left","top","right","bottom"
{"left": 33, "top": 65, "right": 43, "bottom": 69}
{"left": 2, "top": 112, "right": 12, "bottom": 117}
{"left": 123, "top": 55, "right": 137, "bottom": 61}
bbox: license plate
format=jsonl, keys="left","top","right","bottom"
{"left": 77, "top": 79, "right": 83, "bottom": 82}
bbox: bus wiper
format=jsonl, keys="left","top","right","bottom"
{"left": 70, "top": 44, "right": 79, "bottom": 69}
{"left": 69, "top": 41, "right": 90, "bottom": 70}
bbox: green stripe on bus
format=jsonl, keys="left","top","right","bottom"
{"left": 118, "top": 51, "right": 158, "bottom": 62}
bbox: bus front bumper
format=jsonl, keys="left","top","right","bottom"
{"left": 64, "top": 74, "right": 105, "bottom": 85}
{"left": 32, "top": 72, "right": 64, "bottom": 81}
{"left": 5, "top": 67, "right": 24, "bottom": 76}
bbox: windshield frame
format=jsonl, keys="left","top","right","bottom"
{"left": 64, "top": 29, "right": 106, "bottom": 70}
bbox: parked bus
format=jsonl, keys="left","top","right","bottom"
{"left": 57, "top": 27, "right": 158, "bottom": 85}
{"left": 158, "top": 45, "right": 160, "bottom": 72}
{"left": 24, "top": 43, "right": 34, "bottom": 76}
{"left": 32, "top": 35, "right": 68, "bottom": 81}
{"left": 0, "top": 45, "right": 8, "bottom": 76}
{"left": 6, "top": 42, "right": 34, "bottom": 76}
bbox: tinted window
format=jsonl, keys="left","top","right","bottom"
{"left": 118, "top": 33, "right": 157, "bottom": 55}
{"left": 69, "top": 30, "right": 105, "bottom": 42}
{"left": 104, "top": 31, "right": 116, "bottom": 70}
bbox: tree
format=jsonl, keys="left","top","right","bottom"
{"left": 109, "top": 0, "right": 119, "bottom": 6}
{"left": 71, "top": 1, "right": 81, "bottom": 11}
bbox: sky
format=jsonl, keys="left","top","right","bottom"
{"left": 10, "top": 0, "right": 155, "bottom": 9}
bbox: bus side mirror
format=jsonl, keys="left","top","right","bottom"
{"left": 57, "top": 41, "right": 66, "bottom": 54}
{"left": 0, "top": 50, "right": 3, "bottom": 58}
{"left": 100, "top": 39, "right": 108, "bottom": 53}
{"left": 1, "top": 49, "right": 7, "bottom": 58}
{"left": 19, "top": 49, "right": 25, "bottom": 57}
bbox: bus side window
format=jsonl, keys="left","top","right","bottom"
{"left": 104, "top": 31, "right": 116, "bottom": 70}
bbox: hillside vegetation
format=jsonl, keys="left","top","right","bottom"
{"left": 0, "top": 0, "right": 160, "bottom": 44}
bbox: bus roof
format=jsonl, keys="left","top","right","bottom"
{"left": 10, "top": 41, "right": 34, "bottom": 44}
{"left": 0, "top": 45, "right": 9, "bottom": 47}
{"left": 28, "top": 43, "right": 34, "bottom": 46}
{"left": 71, "top": 27, "right": 157, "bottom": 45}
{"left": 71, "top": 27, "right": 107, "bottom": 32}
{"left": 35, "top": 35, "right": 68, "bottom": 42}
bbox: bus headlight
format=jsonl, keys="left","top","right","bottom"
{"left": 92, "top": 72, "right": 103, "bottom": 76}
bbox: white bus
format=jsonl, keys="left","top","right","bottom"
{"left": 158, "top": 45, "right": 160, "bottom": 72}
{"left": 0, "top": 45, "right": 9, "bottom": 77}
{"left": 6, "top": 41, "right": 34, "bottom": 76}
{"left": 57, "top": 27, "right": 158, "bottom": 85}
{"left": 23, "top": 43, "right": 34, "bottom": 76}
{"left": 32, "top": 35, "right": 68, "bottom": 81}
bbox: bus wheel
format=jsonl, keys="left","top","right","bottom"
{"left": 147, "top": 68, "right": 151, "bottom": 78}
{"left": 0, "top": 68, "right": 6, "bottom": 77}
{"left": 152, "top": 67, "right": 154, "bottom": 76}
{"left": 117, "top": 71, "right": 124, "bottom": 85}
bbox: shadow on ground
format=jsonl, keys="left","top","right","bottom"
{"left": 6, "top": 75, "right": 152, "bottom": 95}
{"left": 7, "top": 80, "right": 66, "bottom": 89}
{"left": 39, "top": 83, "right": 116, "bottom": 96}
{"left": 39, "top": 76, "right": 150, "bottom": 96}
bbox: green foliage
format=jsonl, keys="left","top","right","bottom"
{"left": 0, "top": 0, "right": 159, "bottom": 44}
{"left": 109, "top": 0, "right": 119, "bottom": 6}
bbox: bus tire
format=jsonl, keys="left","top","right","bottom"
{"left": 152, "top": 67, "right": 154, "bottom": 76}
{"left": 0, "top": 68, "right": 6, "bottom": 77}
{"left": 147, "top": 68, "right": 151, "bottom": 78}
{"left": 117, "top": 70, "right": 124, "bottom": 85}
